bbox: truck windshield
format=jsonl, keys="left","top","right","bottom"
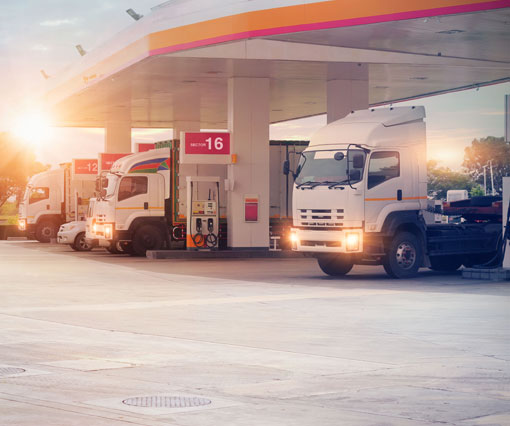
{"left": 105, "top": 174, "right": 119, "bottom": 198}
{"left": 295, "top": 149, "right": 365, "bottom": 186}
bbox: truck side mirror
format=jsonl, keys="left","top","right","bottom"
{"left": 352, "top": 154, "right": 364, "bottom": 169}
{"left": 283, "top": 160, "right": 290, "bottom": 176}
{"left": 349, "top": 169, "right": 361, "bottom": 181}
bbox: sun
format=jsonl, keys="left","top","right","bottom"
{"left": 11, "top": 111, "right": 53, "bottom": 146}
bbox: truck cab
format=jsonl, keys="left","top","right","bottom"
{"left": 18, "top": 163, "right": 96, "bottom": 242}
{"left": 290, "top": 107, "right": 500, "bottom": 278}
{"left": 18, "top": 168, "right": 66, "bottom": 242}
{"left": 87, "top": 148, "right": 176, "bottom": 255}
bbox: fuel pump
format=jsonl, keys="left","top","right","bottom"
{"left": 186, "top": 176, "right": 220, "bottom": 250}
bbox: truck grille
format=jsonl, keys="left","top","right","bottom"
{"left": 298, "top": 209, "right": 344, "bottom": 227}
{"left": 301, "top": 240, "right": 341, "bottom": 247}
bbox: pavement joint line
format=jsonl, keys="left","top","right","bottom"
{"left": 0, "top": 392, "right": 175, "bottom": 426}
{"left": 243, "top": 392, "right": 446, "bottom": 425}
{"left": 406, "top": 384, "right": 510, "bottom": 403}
{"left": 0, "top": 312, "right": 397, "bottom": 367}
{"left": 458, "top": 410, "right": 510, "bottom": 423}
{"left": 0, "top": 289, "right": 406, "bottom": 313}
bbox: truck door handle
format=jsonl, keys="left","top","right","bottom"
{"left": 397, "top": 190, "right": 402, "bottom": 201}
{"left": 144, "top": 202, "right": 149, "bottom": 210}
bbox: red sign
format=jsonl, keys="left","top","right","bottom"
{"left": 100, "top": 153, "right": 130, "bottom": 171}
{"left": 136, "top": 143, "right": 155, "bottom": 153}
{"left": 244, "top": 195, "right": 259, "bottom": 222}
{"left": 74, "top": 159, "right": 98, "bottom": 175}
{"left": 184, "top": 132, "right": 230, "bottom": 155}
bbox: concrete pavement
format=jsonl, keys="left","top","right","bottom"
{"left": 0, "top": 241, "right": 509, "bottom": 425}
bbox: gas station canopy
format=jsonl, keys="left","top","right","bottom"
{"left": 43, "top": 0, "right": 510, "bottom": 128}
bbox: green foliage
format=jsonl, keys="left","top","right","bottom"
{"left": 463, "top": 136, "right": 510, "bottom": 194}
{"left": 427, "top": 160, "right": 475, "bottom": 200}
{"left": 0, "top": 202, "right": 18, "bottom": 225}
{"left": 0, "top": 132, "right": 49, "bottom": 209}
{"left": 470, "top": 184, "right": 485, "bottom": 197}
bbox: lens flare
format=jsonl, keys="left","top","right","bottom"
{"left": 11, "top": 111, "right": 53, "bottom": 146}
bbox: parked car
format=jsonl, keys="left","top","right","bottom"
{"left": 57, "top": 221, "right": 97, "bottom": 251}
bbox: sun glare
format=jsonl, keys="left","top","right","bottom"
{"left": 428, "top": 146, "right": 463, "bottom": 169}
{"left": 11, "top": 111, "right": 53, "bottom": 146}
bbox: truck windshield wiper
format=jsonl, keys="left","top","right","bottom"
{"left": 296, "top": 181, "right": 321, "bottom": 189}
{"left": 327, "top": 180, "right": 349, "bottom": 189}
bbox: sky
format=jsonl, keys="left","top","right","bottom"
{"left": 1, "top": 1, "right": 508, "bottom": 170}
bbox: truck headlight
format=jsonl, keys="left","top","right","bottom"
{"left": 345, "top": 232, "right": 360, "bottom": 252}
{"left": 290, "top": 231, "right": 299, "bottom": 249}
{"left": 18, "top": 219, "right": 26, "bottom": 231}
{"left": 104, "top": 224, "right": 113, "bottom": 239}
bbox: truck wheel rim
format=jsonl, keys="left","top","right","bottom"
{"left": 42, "top": 226, "right": 53, "bottom": 237}
{"left": 396, "top": 242, "right": 416, "bottom": 270}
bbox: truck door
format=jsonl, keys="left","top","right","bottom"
{"left": 116, "top": 175, "right": 150, "bottom": 228}
{"left": 28, "top": 186, "right": 50, "bottom": 222}
{"left": 364, "top": 150, "right": 407, "bottom": 228}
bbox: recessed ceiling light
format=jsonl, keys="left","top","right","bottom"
{"left": 75, "top": 44, "right": 86, "bottom": 56}
{"left": 126, "top": 8, "right": 143, "bottom": 21}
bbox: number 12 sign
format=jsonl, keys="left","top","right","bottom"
{"left": 180, "top": 132, "right": 231, "bottom": 164}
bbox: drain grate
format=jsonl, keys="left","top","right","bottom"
{"left": 122, "top": 396, "right": 211, "bottom": 408}
{"left": 0, "top": 367, "right": 26, "bottom": 376}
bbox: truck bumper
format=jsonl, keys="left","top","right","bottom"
{"left": 290, "top": 228, "right": 363, "bottom": 254}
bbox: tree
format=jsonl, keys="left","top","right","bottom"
{"left": 0, "top": 132, "right": 49, "bottom": 209}
{"left": 427, "top": 160, "right": 475, "bottom": 200}
{"left": 470, "top": 184, "right": 485, "bottom": 197}
{"left": 463, "top": 136, "right": 510, "bottom": 195}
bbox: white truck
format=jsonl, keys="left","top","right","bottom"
{"left": 87, "top": 143, "right": 228, "bottom": 256}
{"left": 88, "top": 140, "right": 307, "bottom": 255}
{"left": 18, "top": 161, "right": 97, "bottom": 242}
{"left": 286, "top": 106, "right": 501, "bottom": 278}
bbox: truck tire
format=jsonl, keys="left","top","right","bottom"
{"left": 429, "top": 255, "right": 462, "bottom": 272}
{"left": 382, "top": 232, "right": 423, "bottom": 279}
{"left": 35, "top": 220, "right": 58, "bottom": 243}
{"left": 119, "top": 241, "right": 134, "bottom": 255}
{"left": 106, "top": 241, "right": 124, "bottom": 254}
{"left": 132, "top": 225, "right": 163, "bottom": 257}
{"left": 72, "top": 232, "right": 92, "bottom": 252}
{"left": 316, "top": 254, "right": 353, "bottom": 276}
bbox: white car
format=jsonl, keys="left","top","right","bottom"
{"left": 57, "top": 221, "right": 97, "bottom": 251}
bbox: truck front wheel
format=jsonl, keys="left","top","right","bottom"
{"left": 132, "top": 225, "right": 163, "bottom": 257}
{"left": 316, "top": 254, "right": 353, "bottom": 276}
{"left": 382, "top": 232, "right": 423, "bottom": 279}
{"left": 35, "top": 220, "right": 58, "bottom": 243}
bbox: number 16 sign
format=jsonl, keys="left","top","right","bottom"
{"left": 180, "top": 132, "right": 231, "bottom": 164}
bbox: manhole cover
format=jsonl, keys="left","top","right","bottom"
{"left": 122, "top": 396, "right": 211, "bottom": 408}
{"left": 0, "top": 367, "right": 26, "bottom": 376}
